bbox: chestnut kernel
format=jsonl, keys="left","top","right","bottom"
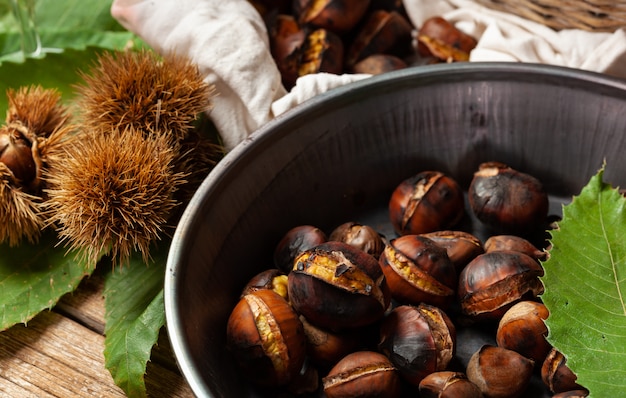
{"left": 378, "top": 304, "right": 456, "bottom": 386}
{"left": 389, "top": 171, "right": 465, "bottom": 236}
{"left": 496, "top": 300, "right": 551, "bottom": 364}
{"left": 379, "top": 235, "right": 457, "bottom": 308}
{"left": 469, "top": 162, "right": 549, "bottom": 235}
{"left": 419, "top": 371, "right": 482, "bottom": 398}
{"left": 329, "top": 221, "right": 385, "bottom": 259}
{"left": 273, "top": 224, "right": 327, "bottom": 273}
{"left": 298, "top": 28, "right": 344, "bottom": 78}
{"left": 541, "top": 348, "right": 588, "bottom": 394}
{"left": 323, "top": 351, "right": 401, "bottom": 398}
{"left": 226, "top": 289, "right": 306, "bottom": 387}
{"left": 458, "top": 250, "right": 544, "bottom": 321}
{"left": 466, "top": 345, "right": 534, "bottom": 398}
{"left": 288, "top": 241, "right": 391, "bottom": 331}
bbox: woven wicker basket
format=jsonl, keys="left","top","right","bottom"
{"left": 474, "top": 0, "right": 626, "bottom": 32}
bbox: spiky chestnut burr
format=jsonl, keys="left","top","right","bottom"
{"left": 44, "top": 127, "right": 186, "bottom": 266}
{"left": 0, "top": 86, "right": 70, "bottom": 246}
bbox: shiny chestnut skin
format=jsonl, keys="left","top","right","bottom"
{"left": 378, "top": 304, "right": 456, "bottom": 386}
{"left": 389, "top": 171, "right": 465, "bottom": 236}
{"left": 421, "top": 230, "right": 484, "bottom": 274}
{"left": 0, "top": 127, "right": 37, "bottom": 186}
{"left": 322, "top": 351, "right": 401, "bottom": 398}
{"left": 351, "top": 54, "right": 407, "bottom": 74}
{"left": 267, "top": 13, "right": 307, "bottom": 89}
{"left": 379, "top": 235, "right": 457, "bottom": 309}
{"left": 300, "top": 315, "right": 362, "bottom": 370}
{"left": 288, "top": 241, "right": 391, "bottom": 331}
{"left": 469, "top": 162, "right": 549, "bottom": 236}
{"left": 496, "top": 300, "right": 551, "bottom": 364}
{"left": 226, "top": 289, "right": 306, "bottom": 387}
{"left": 241, "top": 268, "right": 289, "bottom": 300}
{"left": 484, "top": 234, "right": 547, "bottom": 261}
{"left": 329, "top": 221, "right": 385, "bottom": 259}
{"left": 298, "top": 0, "right": 371, "bottom": 34}
{"left": 298, "top": 28, "right": 344, "bottom": 78}
{"left": 466, "top": 345, "right": 534, "bottom": 398}
{"left": 417, "top": 16, "right": 477, "bottom": 62}
{"left": 418, "top": 371, "right": 482, "bottom": 398}
{"left": 458, "top": 250, "right": 545, "bottom": 321}
{"left": 541, "top": 348, "right": 588, "bottom": 394}
{"left": 273, "top": 224, "right": 327, "bottom": 273}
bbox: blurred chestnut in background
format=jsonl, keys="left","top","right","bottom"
{"left": 541, "top": 348, "right": 588, "bottom": 395}
{"left": 496, "top": 300, "right": 551, "bottom": 365}
{"left": 389, "top": 171, "right": 465, "bottom": 236}
{"left": 226, "top": 289, "right": 306, "bottom": 387}
{"left": 322, "top": 351, "right": 401, "bottom": 398}
{"left": 458, "top": 250, "right": 544, "bottom": 321}
{"left": 298, "top": 0, "right": 371, "bottom": 34}
{"left": 288, "top": 241, "right": 391, "bottom": 331}
{"left": 329, "top": 221, "right": 385, "bottom": 259}
{"left": 417, "top": 16, "right": 477, "bottom": 62}
{"left": 466, "top": 345, "right": 534, "bottom": 398}
{"left": 418, "top": 371, "right": 482, "bottom": 398}
{"left": 469, "top": 162, "right": 549, "bottom": 236}
{"left": 351, "top": 54, "right": 407, "bottom": 74}
{"left": 378, "top": 304, "right": 456, "bottom": 386}
{"left": 379, "top": 235, "right": 457, "bottom": 308}
{"left": 267, "top": 13, "right": 307, "bottom": 89}
{"left": 298, "top": 28, "right": 345, "bottom": 77}
{"left": 273, "top": 224, "right": 327, "bottom": 273}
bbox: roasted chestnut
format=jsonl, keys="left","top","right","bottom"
{"left": 273, "top": 224, "right": 327, "bottom": 273}
{"left": 288, "top": 241, "right": 391, "bottom": 331}
{"left": 552, "top": 390, "right": 589, "bottom": 398}
{"left": 379, "top": 235, "right": 457, "bottom": 309}
{"left": 458, "top": 250, "right": 545, "bottom": 321}
{"left": 298, "top": 28, "right": 344, "bottom": 78}
{"left": 484, "top": 234, "right": 547, "bottom": 261}
{"left": 300, "top": 315, "right": 362, "bottom": 370}
{"left": 541, "top": 348, "right": 588, "bottom": 394}
{"left": 466, "top": 345, "right": 534, "bottom": 398}
{"left": 298, "top": 0, "right": 371, "bottom": 34}
{"left": 241, "top": 268, "right": 289, "bottom": 300}
{"left": 469, "top": 162, "right": 549, "bottom": 235}
{"left": 417, "top": 16, "right": 477, "bottom": 62}
{"left": 329, "top": 221, "right": 385, "bottom": 259}
{"left": 389, "top": 171, "right": 465, "bottom": 236}
{"left": 351, "top": 54, "right": 407, "bottom": 74}
{"left": 267, "top": 13, "right": 307, "bottom": 89}
{"left": 226, "top": 289, "right": 306, "bottom": 387}
{"left": 418, "top": 371, "right": 482, "bottom": 398}
{"left": 421, "top": 230, "right": 484, "bottom": 273}
{"left": 322, "top": 351, "right": 401, "bottom": 398}
{"left": 496, "top": 300, "right": 551, "bottom": 364}
{"left": 378, "top": 304, "right": 456, "bottom": 386}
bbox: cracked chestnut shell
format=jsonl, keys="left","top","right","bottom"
{"left": 378, "top": 304, "right": 456, "bottom": 386}
{"left": 466, "top": 345, "right": 534, "bottom": 398}
{"left": 226, "top": 289, "right": 306, "bottom": 387}
{"left": 288, "top": 241, "right": 391, "bottom": 331}
{"left": 541, "top": 348, "right": 588, "bottom": 394}
{"left": 458, "top": 250, "right": 544, "bottom": 321}
{"left": 329, "top": 221, "right": 385, "bottom": 259}
{"left": 496, "top": 300, "right": 551, "bottom": 364}
{"left": 298, "top": 28, "right": 344, "bottom": 78}
{"left": 417, "top": 16, "right": 477, "bottom": 62}
{"left": 323, "top": 351, "right": 401, "bottom": 398}
{"left": 273, "top": 224, "right": 327, "bottom": 273}
{"left": 241, "top": 268, "right": 289, "bottom": 300}
{"left": 379, "top": 235, "right": 457, "bottom": 309}
{"left": 484, "top": 234, "right": 547, "bottom": 261}
{"left": 0, "top": 126, "right": 37, "bottom": 187}
{"left": 389, "top": 171, "right": 465, "bottom": 236}
{"left": 298, "top": 0, "right": 371, "bottom": 34}
{"left": 419, "top": 371, "right": 482, "bottom": 398}
{"left": 469, "top": 162, "right": 549, "bottom": 235}
{"left": 421, "top": 230, "right": 484, "bottom": 273}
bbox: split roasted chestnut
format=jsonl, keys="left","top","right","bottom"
{"left": 417, "top": 16, "right": 477, "bottom": 62}
{"left": 298, "top": 28, "right": 344, "bottom": 78}
{"left": 378, "top": 304, "right": 456, "bottom": 386}
{"left": 329, "top": 221, "right": 385, "bottom": 259}
{"left": 351, "top": 54, "right": 407, "bottom": 74}
{"left": 466, "top": 345, "right": 534, "bottom": 398}
{"left": 240, "top": 268, "right": 289, "bottom": 300}
{"left": 418, "top": 371, "right": 482, "bottom": 398}
{"left": 226, "top": 289, "right": 306, "bottom": 387}
{"left": 322, "top": 351, "right": 401, "bottom": 398}
{"left": 288, "top": 241, "right": 391, "bottom": 331}
{"left": 496, "top": 300, "right": 551, "bottom": 364}
{"left": 421, "top": 230, "right": 484, "bottom": 273}
{"left": 379, "top": 235, "right": 457, "bottom": 309}
{"left": 273, "top": 224, "right": 327, "bottom": 273}
{"left": 267, "top": 13, "right": 307, "bottom": 89}
{"left": 298, "top": 0, "right": 371, "bottom": 34}
{"left": 469, "top": 162, "right": 549, "bottom": 236}
{"left": 541, "top": 348, "right": 588, "bottom": 395}
{"left": 458, "top": 250, "right": 545, "bottom": 321}
{"left": 389, "top": 171, "right": 465, "bottom": 236}
{"left": 484, "top": 234, "right": 547, "bottom": 261}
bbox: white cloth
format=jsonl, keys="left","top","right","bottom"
{"left": 111, "top": 0, "right": 626, "bottom": 149}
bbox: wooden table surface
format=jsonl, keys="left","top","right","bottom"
{"left": 0, "top": 268, "right": 194, "bottom": 397}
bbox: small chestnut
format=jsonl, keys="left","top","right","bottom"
{"left": 484, "top": 234, "right": 547, "bottom": 261}
{"left": 226, "top": 289, "right": 306, "bottom": 387}
{"left": 417, "top": 16, "right": 477, "bottom": 62}
{"left": 298, "top": 28, "right": 344, "bottom": 78}
{"left": 421, "top": 230, "right": 484, "bottom": 273}
{"left": 389, "top": 171, "right": 465, "bottom": 236}
{"left": 378, "top": 304, "right": 456, "bottom": 386}
{"left": 541, "top": 348, "right": 588, "bottom": 394}
{"left": 240, "top": 268, "right": 289, "bottom": 300}
{"left": 466, "top": 345, "right": 534, "bottom": 398}
{"left": 300, "top": 315, "right": 361, "bottom": 370}
{"left": 288, "top": 241, "right": 391, "bottom": 331}
{"left": 351, "top": 54, "right": 407, "bottom": 74}
{"left": 267, "top": 13, "right": 307, "bottom": 89}
{"left": 0, "top": 127, "right": 37, "bottom": 186}
{"left": 379, "top": 235, "right": 457, "bottom": 309}
{"left": 458, "top": 250, "right": 545, "bottom": 321}
{"left": 273, "top": 224, "right": 327, "bottom": 273}
{"left": 469, "top": 162, "right": 549, "bottom": 236}
{"left": 322, "top": 351, "right": 401, "bottom": 398}
{"left": 496, "top": 300, "right": 551, "bottom": 364}
{"left": 329, "top": 221, "right": 385, "bottom": 259}
{"left": 418, "top": 371, "right": 482, "bottom": 398}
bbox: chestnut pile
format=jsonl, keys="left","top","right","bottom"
{"left": 249, "top": 0, "right": 477, "bottom": 89}
{"left": 226, "top": 162, "right": 588, "bottom": 398}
